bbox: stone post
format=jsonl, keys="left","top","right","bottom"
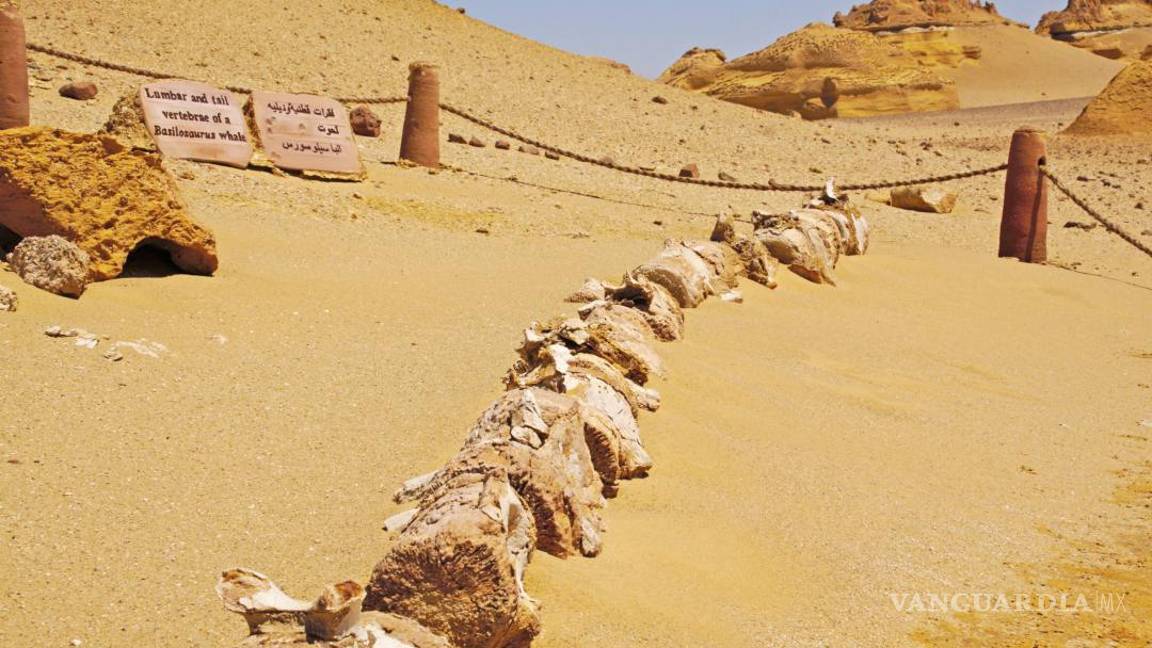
{"left": 999, "top": 127, "right": 1048, "bottom": 263}
{"left": 0, "top": 0, "right": 30, "bottom": 130}
{"left": 399, "top": 62, "right": 440, "bottom": 168}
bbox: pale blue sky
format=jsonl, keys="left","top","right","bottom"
{"left": 453, "top": 1, "right": 1061, "bottom": 78}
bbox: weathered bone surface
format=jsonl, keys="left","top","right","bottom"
{"left": 366, "top": 468, "right": 541, "bottom": 648}
{"left": 730, "top": 235, "right": 780, "bottom": 288}
{"left": 579, "top": 305, "right": 666, "bottom": 384}
{"left": 632, "top": 240, "right": 717, "bottom": 308}
{"left": 684, "top": 239, "right": 744, "bottom": 290}
{"left": 216, "top": 569, "right": 448, "bottom": 647}
{"left": 396, "top": 389, "right": 607, "bottom": 558}
{"left": 566, "top": 273, "right": 685, "bottom": 342}
{"left": 752, "top": 211, "right": 839, "bottom": 285}
{"left": 507, "top": 344, "right": 656, "bottom": 491}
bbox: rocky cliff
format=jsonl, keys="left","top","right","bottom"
{"left": 1036, "top": 1, "right": 1152, "bottom": 61}
{"left": 833, "top": 0, "right": 1020, "bottom": 31}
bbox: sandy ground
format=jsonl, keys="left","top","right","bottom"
{"left": 2, "top": 1, "right": 1151, "bottom": 646}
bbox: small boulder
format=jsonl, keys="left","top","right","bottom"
{"left": 447, "top": 133, "right": 467, "bottom": 144}
{"left": 679, "top": 164, "right": 700, "bottom": 179}
{"left": 59, "top": 81, "right": 98, "bottom": 101}
{"left": 494, "top": 140, "right": 511, "bottom": 150}
{"left": 468, "top": 136, "right": 486, "bottom": 148}
{"left": 652, "top": 96, "right": 669, "bottom": 105}
{"left": 718, "top": 171, "right": 737, "bottom": 182}
{"left": 7, "top": 235, "right": 91, "bottom": 297}
{"left": 349, "top": 106, "right": 381, "bottom": 137}
{"left": 544, "top": 151, "right": 560, "bottom": 161}
{"left": 518, "top": 145, "right": 541, "bottom": 156}
{"left": 890, "top": 186, "right": 959, "bottom": 214}
{"left": 0, "top": 285, "right": 16, "bottom": 312}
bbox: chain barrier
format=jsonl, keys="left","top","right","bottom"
{"left": 1041, "top": 167, "right": 1152, "bottom": 259}
{"left": 29, "top": 42, "right": 1006, "bottom": 193}
{"left": 440, "top": 103, "right": 1008, "bottom": 193}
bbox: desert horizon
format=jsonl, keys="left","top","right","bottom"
{"left": 0, "top": 1, "right": 1149, "bottom": 647}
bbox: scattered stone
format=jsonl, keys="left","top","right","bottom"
{"left": 0, "top": 285, "right": 16, "bottom": 312}
{"left": 447, "top": 133, "right": 467, "bottom": 144}
{"left": 0, "top": 128, "right": 219, "bottom": 283}
{"left": 494, "top": 140, "right": 511, "bottom": 150}
{"left": 468, "top": 136, "right": 486, "bottom": 148}
{"left": 59, "top": 81, "right": 98, "bottom": 101}
{"left": 598, "top": 156, "right": 615, "bottom": 166}
{"left": 679, "top": 164, "right": 700, "bottom": 179}
{"left": 544, "top": 151, "right": 560, "bottom": 161}
{"left": 7, "top": 235, "right": 91, "bottom": 297}
{"left": 102, "top": 349, "right": 124, "bottom": 362}
{"left": 865, "top": 190, "right": 892, "bottom": 205}
{"left": 718, "top": 171, "right": 737, "bottom": 182}
{"left": 1064, "top": 220, "right": 1098, "bottom": 231}
{"left": 890, "top": 186, "right": 959, "bottom": 214}
{"left": 517, "top": 145, "right": 541, "bottom": 155}
{"left": 349, "top": 106, "right": 382, "bottom": 137}
{"left": 1142, "top": 229, "right": 1152, "bottom": 236}
{"left": 652, "top": 96, "right": 669, "bottom": 104}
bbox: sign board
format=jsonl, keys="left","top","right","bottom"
{"left": 250, "top": 91, "right": 363, "bottom": 175}
{"left": 139, "top": 80, "right": 253, "bottom": 168}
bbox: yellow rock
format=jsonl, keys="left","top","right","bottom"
{"left": 0, "top": 127, "right": 218, "bottom": 281}
{"left": 1066, "top": 61, "right": 1152, "bottom": 136}
{"left": 659, "top": 23, "right": 959, "bottom": 120}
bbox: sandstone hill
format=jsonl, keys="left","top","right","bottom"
{"left": 833, "top": 0, "right": 1021, "bottom": 31}
{"left": 660, "top": 23, "right": 960, "bottom": 120}
{"left": 1065, "top": 60, "right": 1152, "bottom": 135}
{"left": 659, "top": 10, "right": 1123, "bottom": 119}
{"left": 1037, "top": 1, "right": 1152, "bottom": 61}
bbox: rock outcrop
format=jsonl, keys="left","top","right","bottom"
{"left": 658, "top": 23, "right": 959, "bottom": 119}
{"left": 833, "top": 0, "right": 1020, "bottom": 31}
{"left": 7, "top": 235, "right": 91, "bottom": 297}
{"left": 1037, "top": 1, "right": 1152, "bottom": 61}
{"left": 0, "top": 127, "right": 219, "bottom": 283}
{"left": 1037, "top": 0, "right": 1152, "bottom": 35}
{"left": 657, "top": 48, "right": 727, "bottom": 90}
{"left": 1065, "top": 60, "right": 1152, "bottom": 136}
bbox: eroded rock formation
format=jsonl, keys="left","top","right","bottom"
{"left": 1065, "top": 60, "right": 1152, "bottom": 135}
{"left": 833, "top": 0, "right": 1019, "bottom": 31}
{"left": 659, "top": 23, "right": 959, "bottom": 119}
{"left": 0, "top": 128, "right": 219, "bottom": 283}
{"left": 1037, "top": 1, "right": 1152, "bottom": 61}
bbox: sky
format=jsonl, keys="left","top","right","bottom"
{"left": 453, "top": 1, "right": 1063, "bottom": 78}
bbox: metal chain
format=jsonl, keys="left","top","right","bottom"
{"left": 441, "top": 103, "right": 1008, "bottom": 193}
{"left": 1042, "top": 167, "right": 1152, "bottom": 259}
{"left": 26, "top": 43, "right": 407, "bottom": 104}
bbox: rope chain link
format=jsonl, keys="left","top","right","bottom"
{"left": 1041, "top": 168, "right": 1152, "bottom": 259}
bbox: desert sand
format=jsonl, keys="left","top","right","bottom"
{"left": 1, "top": 1, "right": 1150, "bottom": 646}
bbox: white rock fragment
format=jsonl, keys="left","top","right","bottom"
{"left": 720, "top": 289, "right": 744, "bottom": 304}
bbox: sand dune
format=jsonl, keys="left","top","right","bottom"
{"left": 2, "top": 1, "right": 1151, "bottom": 646}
